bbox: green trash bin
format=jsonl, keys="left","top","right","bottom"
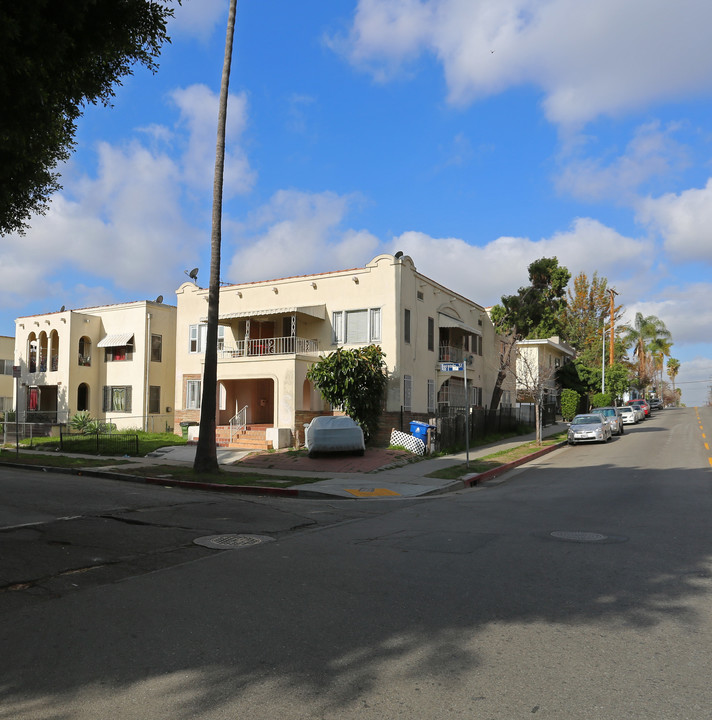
{"left": 180, "top": 421, "right": 197, "bottom": 439}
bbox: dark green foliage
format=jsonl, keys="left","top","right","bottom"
{"left": 591, "top": 392, "right": 612, "bottom": 408}
{"left": 560, "top": 389, "right": 580, "bottom": 421}
{"left": 0, "top": 0, "right": 175, "bottom": 235}
{"left": 306, "top": 345, "right": 388, "bottom": 442}
{"left": 490, "top": 257, "right": 571, "bottom": 339}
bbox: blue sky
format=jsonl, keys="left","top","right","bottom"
{"left": 3, "top": 0, "right": 712, "bottom": 404}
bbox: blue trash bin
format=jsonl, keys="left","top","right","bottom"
{"left": 410, "top": 421, "right": 435, "bottom": 444}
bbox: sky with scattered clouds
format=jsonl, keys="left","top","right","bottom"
{"left": 3, "top": 0, "right": 712, "bottom": 404}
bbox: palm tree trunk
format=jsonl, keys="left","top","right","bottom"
{"left": 194, "top": 0, "right": 237, "bottom": 473}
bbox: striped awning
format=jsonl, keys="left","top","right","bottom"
{"left": 438, "top": 313, "right": 480, "bottom": 335}
{"left": 202, "top": 304, "right": 327, "bottom": 323}
{"left": 97, "top": 332, "right": 134, "bottom": 347}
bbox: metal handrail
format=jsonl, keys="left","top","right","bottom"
{"left": 230, "top": 405, "right": 248, "bottom": 442}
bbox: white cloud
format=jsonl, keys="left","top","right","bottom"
{"left": 622, "top": 284, "right": 712, "bottom": 349}
{"left": 637, "top": 178, "right": 712, "bottom": 263}
{"left": 171, "top": 84, "right": 255, "bottom": 198}
{"left": 168, "top": 0, "right": 227, "bottom": 43}
{"left": 391, "top": 218, "right": 651, "bottom": 306}
{"left": 226, "top": 190, "right": 380, "bottom": 283}
{"left": 556, "top": 122, "right": 689, "bottom": 203}
{"left": 335, "top": 0, "right": 712, "bottom": 126}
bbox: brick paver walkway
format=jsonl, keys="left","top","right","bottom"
{"left": 236, "top": 447, "right": 415, "bottom": 473}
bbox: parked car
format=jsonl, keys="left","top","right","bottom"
{"left": 305, "top": 415, "right": 365, "bottom": 457}
{"left": 591, "top": 406, "right": 624, "bottom": 435}
{"left": 567, "top": 413, "right": 612, "bottom": 445}
{"left": 649, "top": 398, "right": 664, "bottom": 410}
{"left": 627, "top": 399, "right": 650, "bottom": 417}
{"left": 617, "top": 406, "right": 638, "bottom": 425}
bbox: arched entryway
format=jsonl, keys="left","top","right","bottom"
{"left": 77, "top": 383, "right": 89, "bottom": 412}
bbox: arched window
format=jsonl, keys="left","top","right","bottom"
{"left": 78, "top": 336, "right": 91, "bottom": 366}
{"left": 28, "top": 334, "right": 38, "bottom": 373}
{"left": 49, "top": 330, "right": 59, "bottom": 371}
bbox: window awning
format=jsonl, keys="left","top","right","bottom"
{"left": 97, "top": 332, "right": 134, "bottom": 348}
{"left": 202, "top": 304, "right": 327, "bottom": 323}
{"left": 438, "top": 313, "right": 480, "bottom": 335}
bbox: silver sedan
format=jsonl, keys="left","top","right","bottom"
{"left": 567, "top": 413, "right": 613, "bottom": 445}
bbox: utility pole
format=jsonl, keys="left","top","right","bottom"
{"left": 608, "top": 288, "right": 618, "bottom": 366}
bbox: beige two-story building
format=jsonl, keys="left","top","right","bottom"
{"left": 175, "top": 253, "right": 505, "bottom": 447}
{"left": 14, "top": 300, "right": 176, "bottom": 430}
{"left": 516, "top": 335, "right": 575, "bottom": 405}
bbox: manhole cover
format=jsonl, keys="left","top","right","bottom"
{"left": 193, "top": 534, "right": 275, "bottom": 550}
{"left": 550, "top": 531, "right": 608, "bottom": 543}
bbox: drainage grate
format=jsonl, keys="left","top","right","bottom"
{"left": 193, "top": 534, "right": 275, "bottom": 550}
{"left": 550, "top": 531, "right": 608, "bottom": 543}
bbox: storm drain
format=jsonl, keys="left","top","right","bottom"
{"left": 193, "top": 534, "right": 275, "bottom": 550}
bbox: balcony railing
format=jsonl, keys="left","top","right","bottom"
{"left": 438, "top": 345, "right": 465, "bottom": 364}
{"left": 218, "top": 336, "right": 319, "bottom": 359}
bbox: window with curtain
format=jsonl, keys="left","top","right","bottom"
{"left": 186, "top": 380, "right": 201, "bottom": 409}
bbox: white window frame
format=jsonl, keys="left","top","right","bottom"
{"left": 403, "top": 374, "right": 412, "bottom": 411}
{"left": 332, "top": 308, "right": 382, "bottom": 345}
{"left": 190, "top": 324, "right": 224, "bottom": 353}
{"left": 186, "top": 380, "right": 201, "bottom": 409}
{"left": 427, "top": 379, "right": 435, "bottom": 413}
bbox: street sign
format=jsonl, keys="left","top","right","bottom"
{"left": 439, "top": 362, "right": 464, "bottom": 372}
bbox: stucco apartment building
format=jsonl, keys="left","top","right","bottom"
{"left": 175, "top": 253, "right": 507, "bottom": 448}
{"left": 516, "top": 335, "right": 575, "bottom": 404}
{"left": 14, "top": 300, "right": 176, "bottom": 431}
{"left": 0, "top": 335, "right": 14, "bottom": 413}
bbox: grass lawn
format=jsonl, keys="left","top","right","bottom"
{"left": 425, "top": 432, "right": 567, "bottom": 480}
{"left": 15, "top": 431, "right": 188, "bottom": 457}
{"left": 0, "top": 450, "right": 133, "bottom": 469}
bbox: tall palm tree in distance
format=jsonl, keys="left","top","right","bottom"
{"left": 622, "top": 312, "right": 672, "bottom": 394}
{"left": 194, "top": 0, "right": 237, "bottom": 473}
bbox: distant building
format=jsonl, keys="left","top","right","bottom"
{"left": 515, "top": 335, "right": 575, "bottom": 405}
{"left": 0, "top": 335, "right": 13, "bottom": 413}
{"left": 174, "top": 253, "right": 506, "bottom": 448}
{"left": 14, "top": 301, "right": 176, "bottom": 430}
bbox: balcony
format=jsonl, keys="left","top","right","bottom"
{"left": 438, "top": 345, "right": 466, "bottom": 364}
{"left": 218, "top": 336, "right": 319, "bottom": 359}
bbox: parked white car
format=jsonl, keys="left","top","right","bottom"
{"left": 567, "top": 413, "right": 612, "bottom": 445}
{"left": 617, "top": 406, "right": 638, "bottom": 425}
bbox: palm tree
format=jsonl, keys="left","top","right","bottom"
{"left": 667, "top": 357, "right": 680, "bottom": 406}
{"left": 621, "top": 312, "right": 671, "bottom": 394}
{"left": 194, "top": 0, "right": 238, "bottom": 473}
{"left": 648, "top": 335, "right": 672, "bottom": 398}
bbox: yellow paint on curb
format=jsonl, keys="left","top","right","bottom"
{"left": 345, "top": 488, "right": 400, "bottom": 497}
{"left": 705, "top": 443, "right": 710, "bottom": 451}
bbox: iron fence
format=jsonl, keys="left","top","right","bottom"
{"left": 59, "top": 427, "right": 139, "bottom": 456}
{"left": 433, "top": 403, "right": 557, "bottom": 452}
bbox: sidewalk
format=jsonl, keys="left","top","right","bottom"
{"left": 121, "top": 422, "right": 569, "bottom": 499}
{"left": 1, "top": 423, "right": 568, "bottom": 500}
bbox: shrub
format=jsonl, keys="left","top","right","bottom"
{"left": 560, "top": 389, "right": 580, "bottom": 421}
{"left": 590, "top": 392, "right": 612, "bottom": 408}
{"left": 70, "top": 411, "right": 94, "bottom": 434}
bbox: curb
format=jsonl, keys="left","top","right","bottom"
{"left": 0, "top": 461, "right": 303, "bottom": 498}
{"left": 462, "top": 441, "right": 568, "bottom": 487}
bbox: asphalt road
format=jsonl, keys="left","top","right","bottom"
{"left": 1, "top": 406, "right": 711, "bottom": 719}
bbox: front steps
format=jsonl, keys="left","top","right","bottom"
{"left": 215, "top": 424, "right": 273, "bottom": 450}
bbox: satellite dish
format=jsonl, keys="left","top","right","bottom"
{"left": 60, "top": 305, "right": 65, "bottom": 312}
{"left": 184, "top": 268, "right": 199, "bottom": 283}
{"left": 155, "top": 295, "right": 163, "bottom": 304}
{"left": 394, "top": 251, "right": 404, "bottom": 259}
